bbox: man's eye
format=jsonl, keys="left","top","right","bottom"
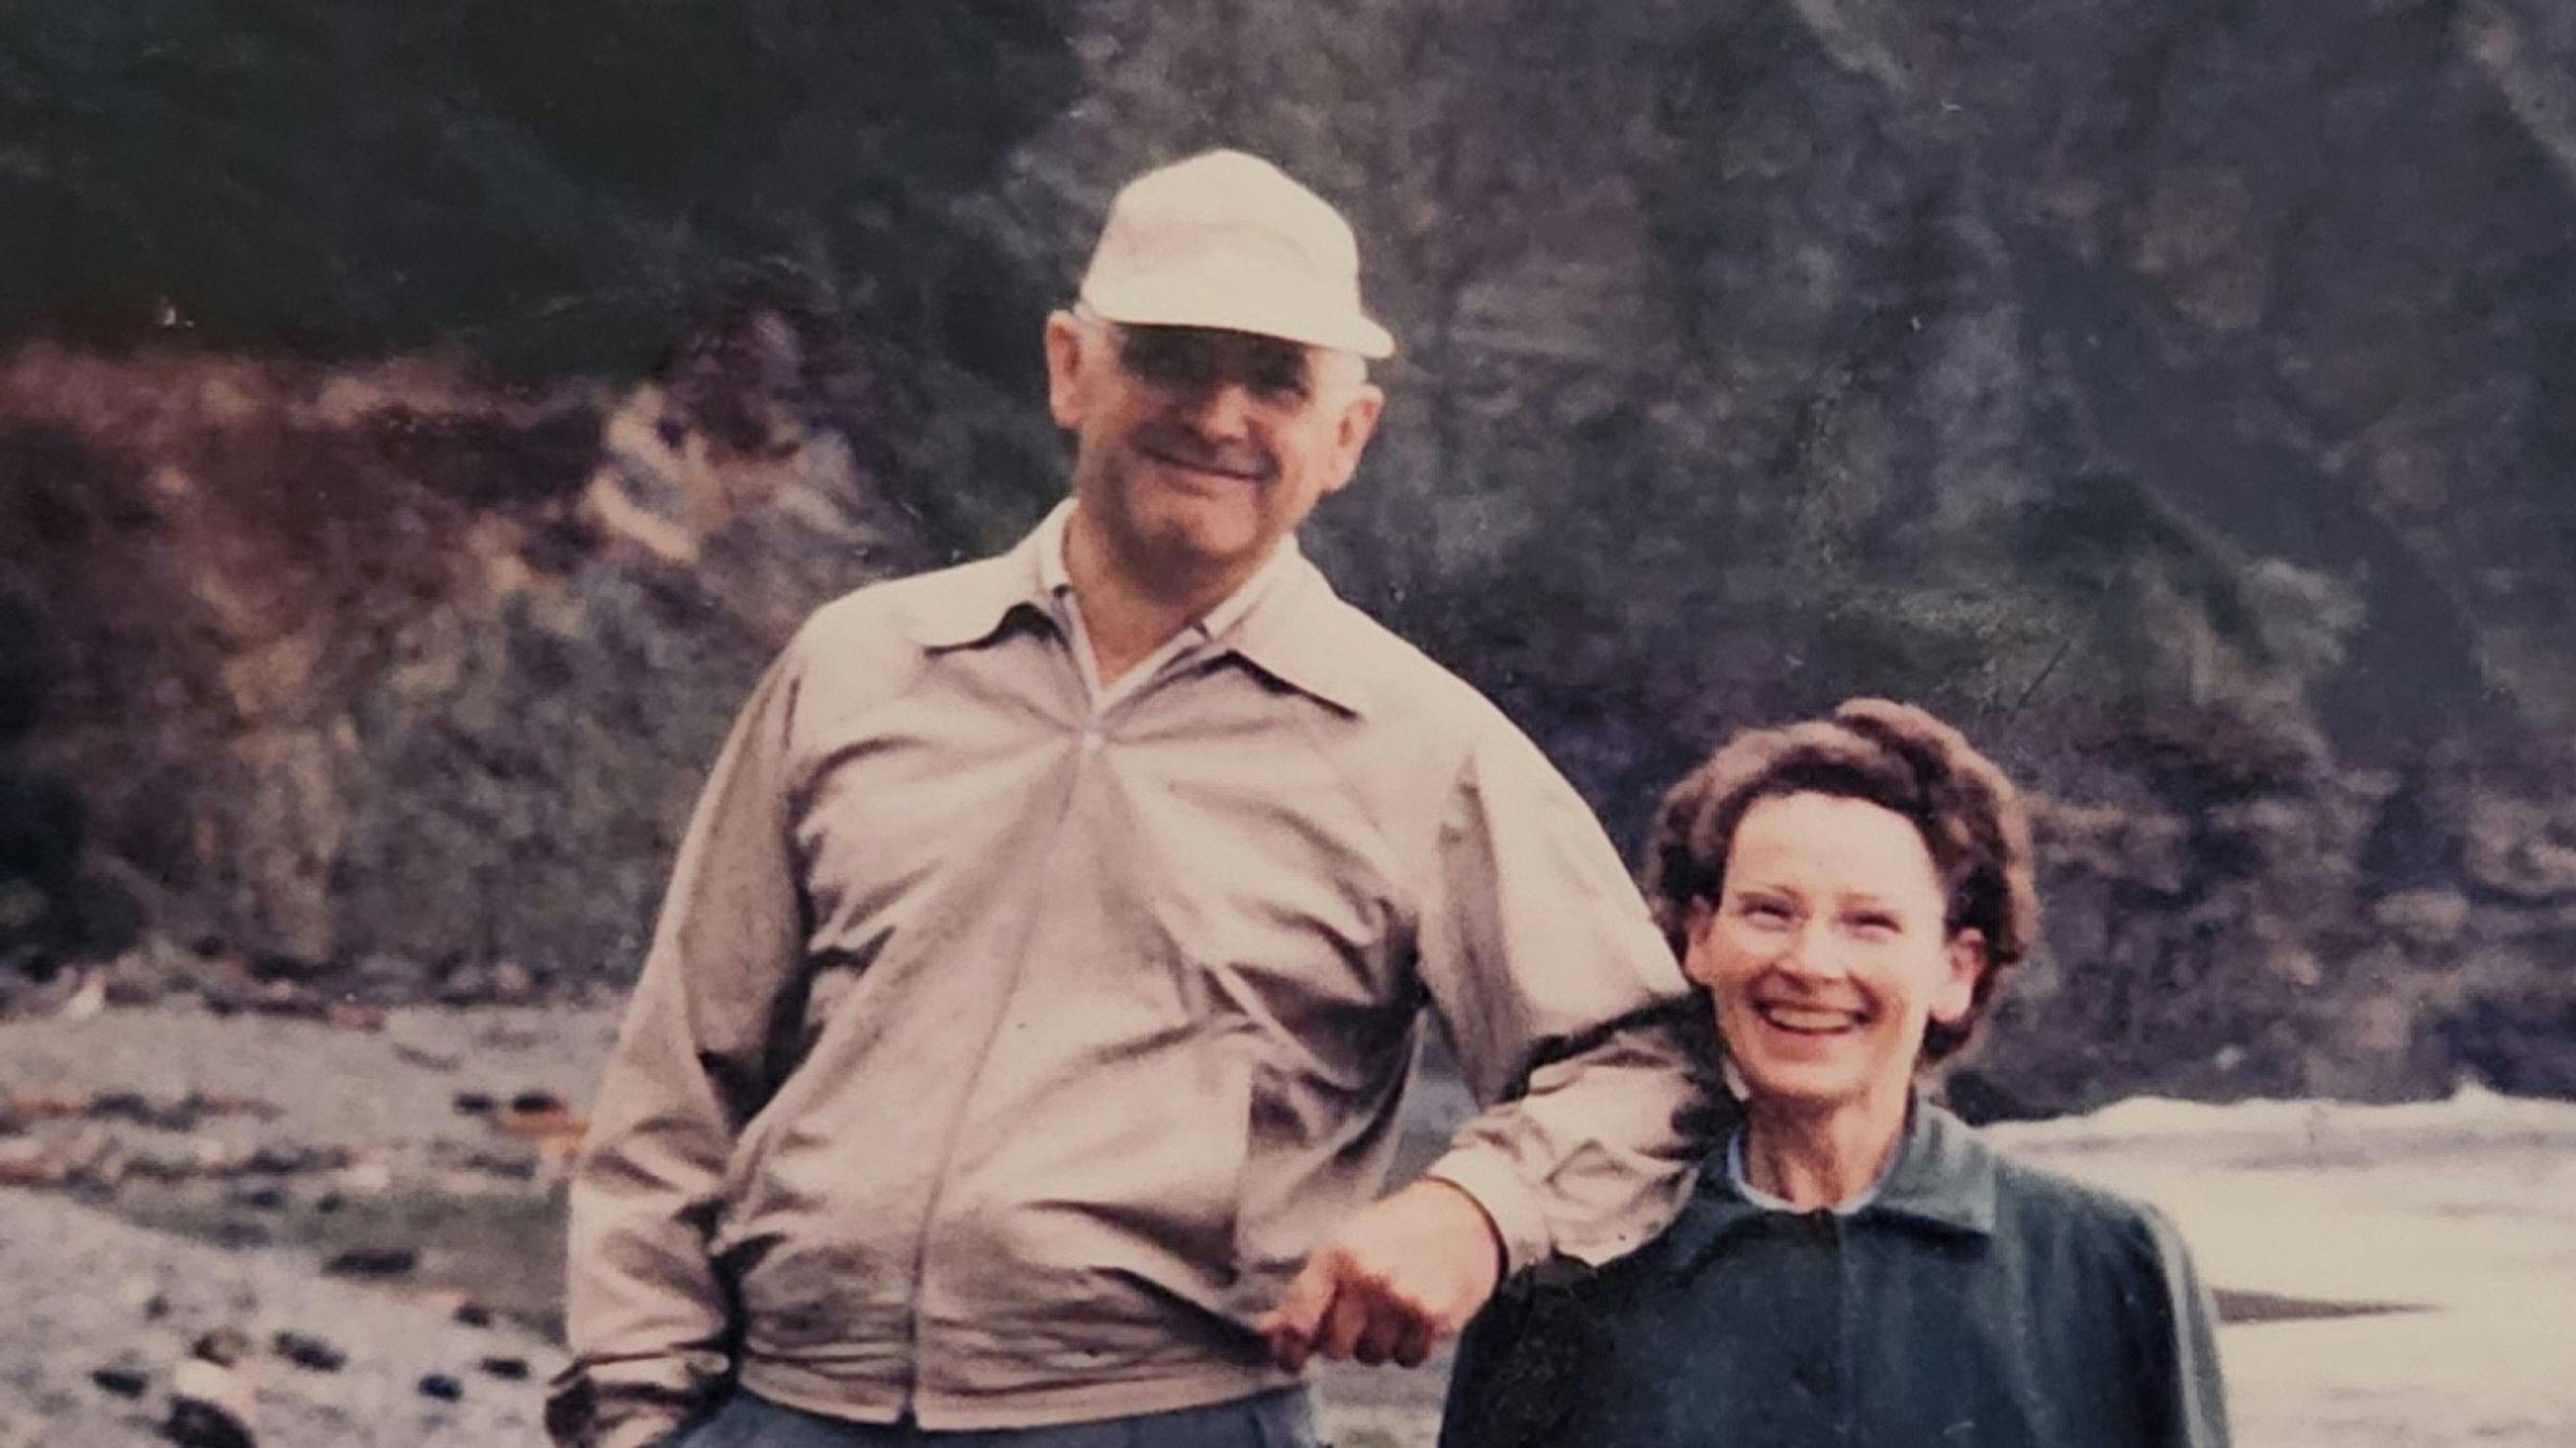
{"left": 1247, "top": 356, "right": 1312, "bottom": 400}
{"left": 1738, "top": 900, "right": 1794, "bottom": 924}
{"left": 1120, "top": 333, "right": 1200, "bottom": 386}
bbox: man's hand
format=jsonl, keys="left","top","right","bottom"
{"left": 1255, "top": 1177, "right": 1505, "bottom": 1372}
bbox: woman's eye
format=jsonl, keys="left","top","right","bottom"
{"left": 1738, "top": 900, "right": 1794, "bottom": 924}
{"left": 1847, "top": 913, "right": 1901, "bottom": 937}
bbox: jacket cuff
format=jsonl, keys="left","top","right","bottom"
{"left": 1420, "top": 1150, "right": 1550, "bottom": 1279}
{"left": 545, "top": 1362, "right": 704, "bottom": 1448}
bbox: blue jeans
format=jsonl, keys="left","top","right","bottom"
{"left": 661, "top": 1388, "right": 1329, "bottom": 1448}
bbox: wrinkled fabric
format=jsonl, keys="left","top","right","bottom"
{"left": 554, "top": 506, "right": 1710, "bottom": 1446}
{"left": 658, "top": 1386, "right": 1324, "bottom": 1448}
{"left": 1440, "top": 1100, "right": 2230, "bottom": 1448}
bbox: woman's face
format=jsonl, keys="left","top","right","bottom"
{"left": 1682, "top": 791, "right": 1986, "bottom": 1116}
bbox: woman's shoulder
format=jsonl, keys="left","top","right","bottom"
{"left": 1968, "top": 1117, "right": 2233, "bottom": 1438}
{"left": 1973, "top": 1128, "right": 2200, "bottom": 1281}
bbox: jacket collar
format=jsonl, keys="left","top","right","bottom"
{"left": 899, "top": 500, "right": 1368, "bottom": 718}
{"left": 898, "top": 514, "right": 1056, "bottom": 653}
{"left": 1661, "top": 1093, "right": 1998, "bottom": 1278}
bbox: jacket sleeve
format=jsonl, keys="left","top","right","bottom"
{"left": 547, "top": 648, "right": 811, "bottom": 1448}
{"left": 1412, "top": 724, "right": 1714, "bottom": 1274}
{"left": 2124, "top": 1202, "right": 2233, "bottom": 1448}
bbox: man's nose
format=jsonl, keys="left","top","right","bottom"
{"left": 1174, "top": 377, "right": 1260, "bottom": 440}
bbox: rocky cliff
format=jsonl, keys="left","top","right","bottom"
{"left": 995, "top": 0, "right": 2576, "bottom": 1108}
{"left": 4, "top": 0, "right": 2572, "bottom": 1110}
{"left": 0, "top": 311, "right": 927, "bottom": 1005}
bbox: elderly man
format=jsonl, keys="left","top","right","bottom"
{"left": 548, "top": 150, "right": 1706, "bottom": 1448}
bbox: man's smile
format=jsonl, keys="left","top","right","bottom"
{"left": 1141, "top": 446, "right": 1265, "bottom": 482}
{"left": 1133, "top": 424, "right": 1274, "bottom": 483}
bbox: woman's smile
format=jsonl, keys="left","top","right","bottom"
{"left": 1749, "top": 997, "right": 1873, "bottom": 1037}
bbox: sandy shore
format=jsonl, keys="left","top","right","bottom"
{"left": 4, "top": 1003, "right": 2570, "bottom": 1447}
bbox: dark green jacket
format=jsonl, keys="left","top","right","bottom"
{"left": 1439, "top": 1100, "right": 2229, "bottom": 1448}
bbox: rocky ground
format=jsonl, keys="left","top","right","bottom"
{"left": 0, "top": 1003, "right": 609, "bottom": 1447}
{"left": 2, "top": 999, "right": 2571, "bottom": 1447}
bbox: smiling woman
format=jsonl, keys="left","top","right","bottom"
{"left": 1688, "top": 790, "right": 1987, "bottom": 1201}
{"left": 1650, "top": 700, "right": 2036, "bottom": 1208}
{"left": 1438, "top": 700, "right": 2233, "bottom": 1448}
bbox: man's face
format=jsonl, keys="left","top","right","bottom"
{"left": 1044, "top": 310, "right": 1384, "bottom": 589}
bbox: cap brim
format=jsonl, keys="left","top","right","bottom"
{"left": 1082, "top": 279, "right": 1395, "bottom": 360}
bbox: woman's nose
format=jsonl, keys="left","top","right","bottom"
{"left": 1774, "top": 921, "right": 1849, "bottom": 979}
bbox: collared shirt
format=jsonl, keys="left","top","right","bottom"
{"left": 552, "top": 508, "right": 1710, "bottom": 1448}
{"left": 1442, "top": 1099, "right": 2232, "bottom": 1448}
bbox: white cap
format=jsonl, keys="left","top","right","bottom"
{"left": 1079, "top": 150, "right": 1396, "bottom": 360}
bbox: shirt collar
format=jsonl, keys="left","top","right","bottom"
{"left": 902, "top": 498, "right": 1368, "bottom": 718}
{"left": 1660, "top": 1093, "right": 1998, "bottom": 1278}
{"left": 1725, "top": 1128, "right": 1886, "bottom": 1215}
{"left": 1030, "top": 495, "right": 1077, "bottom": 599}
{"left": 898, "top": 509, "right": 1058, "bottom": 653}
{"left": 1032, "top": 499, "right": 1295, "bottom": 650}
{"left": 1208, "top": 544, "right": 1367, "bottom": 718}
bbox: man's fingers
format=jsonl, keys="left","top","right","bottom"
{"left": 1393, "top": 1315, "right": 1439, "bottom": 1369}
{"left": 1256, "top": 1254, "right": 1342, "bottom": 1370}
{"left": 1350, "top": 1300, "right": 1391, "bottom": 1366}
{"left": 1263, "top": 1191, "right": 1496, "bottom": 1374}
{"left": 1264, "top": 1324, "right": 1311, "bottom": 1374}
{"left": 1353, "top": 1301, "right": 1415, "bottom": 1367}
{"left": 1320, "top": 1281, "right": 1374, "bottom": 1361}
{"left": 1257, "top": 1247, "right": 1360, "bottom": 1370}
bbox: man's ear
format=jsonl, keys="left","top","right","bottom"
{"left": 1316, "top": 380, "right": 1385, "bottom": 498}
{"left": 1931, "top": 928, "right": 1989, "bottom": 1028}
{"left": 1043, "top": 310, "right": 1090, "bottom": 430}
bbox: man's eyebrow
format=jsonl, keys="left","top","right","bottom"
{"left": 1252, "top": 351, "right": 1314, "bottom": 387}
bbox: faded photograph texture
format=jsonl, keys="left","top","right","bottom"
{"left": 3, "top": 2, "right": 2573, "bottom": 1446}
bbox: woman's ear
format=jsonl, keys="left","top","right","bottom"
{"left": 1678, "top": 896, "right": 1718, "bottom": 988}
{"left": 1931, "top": 927, "right": 1989, "bottom": 1027}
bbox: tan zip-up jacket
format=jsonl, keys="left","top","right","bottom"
{"left": 551, "top": 509, "right": 1708, "bottom": 1448}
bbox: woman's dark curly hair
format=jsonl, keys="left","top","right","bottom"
{"left": 1639, "top": 698, "right": 2040, "bottom": 1063}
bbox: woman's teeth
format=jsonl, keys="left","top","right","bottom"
{"left": 1757, "top": 1003, "right": 1863, "bottom": 1034}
